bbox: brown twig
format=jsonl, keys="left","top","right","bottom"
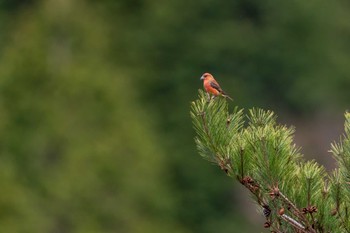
{"left": 280, "top": 214, "right": 308, "bottom": 233}
{"left": 278, "top": 191, "right": 316, "bottom": 233}
{"left": 240, "top": 147, "right": 244, "bottom": 181}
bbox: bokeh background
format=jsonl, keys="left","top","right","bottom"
{"left": 0, "top": 0, "right": 349, "bottom": 232}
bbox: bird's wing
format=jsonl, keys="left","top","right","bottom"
{"left": 209, "top": 81, "right": 223, "bottom": 93}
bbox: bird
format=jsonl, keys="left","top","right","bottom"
{"left": 200, "top": 73, "right": 233, "bottom": 101}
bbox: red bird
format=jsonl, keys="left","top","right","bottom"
{"left": 200, "top": 73, "right": 233, "bottom": 101}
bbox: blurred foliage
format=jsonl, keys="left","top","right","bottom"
{"left": 0, "top": 0, "right": 349, "bottom": 232}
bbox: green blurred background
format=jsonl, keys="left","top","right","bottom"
{"left": 0, "top": 0, "right": 349, "bottom": 232}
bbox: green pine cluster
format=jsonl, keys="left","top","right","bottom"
{"left": 191, "top": 90, "right": 350, "bottom": 233}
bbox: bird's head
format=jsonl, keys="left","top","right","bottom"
{"left": 200, "top": 73, "right": 213, "bottom": 81}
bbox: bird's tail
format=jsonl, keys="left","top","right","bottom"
{"left": 221, "top": 93, "right": 233, "bottom": 101}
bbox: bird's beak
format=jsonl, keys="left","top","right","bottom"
{"left": 200, "top": 76, "right": 204, "bottom": 80}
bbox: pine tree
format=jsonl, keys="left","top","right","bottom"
{"left": 191, "top": 90, "right": 350, "bottom": 233}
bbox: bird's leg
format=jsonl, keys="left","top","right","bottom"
{"left": 212, "top": 95, "right": 217, "bottom": 100}
{"left": 206, "top": 93, "right": 211, "bottom": 102}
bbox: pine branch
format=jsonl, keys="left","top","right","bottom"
{"left": 191, "top": 90, "right": 350, "bottom": 232}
